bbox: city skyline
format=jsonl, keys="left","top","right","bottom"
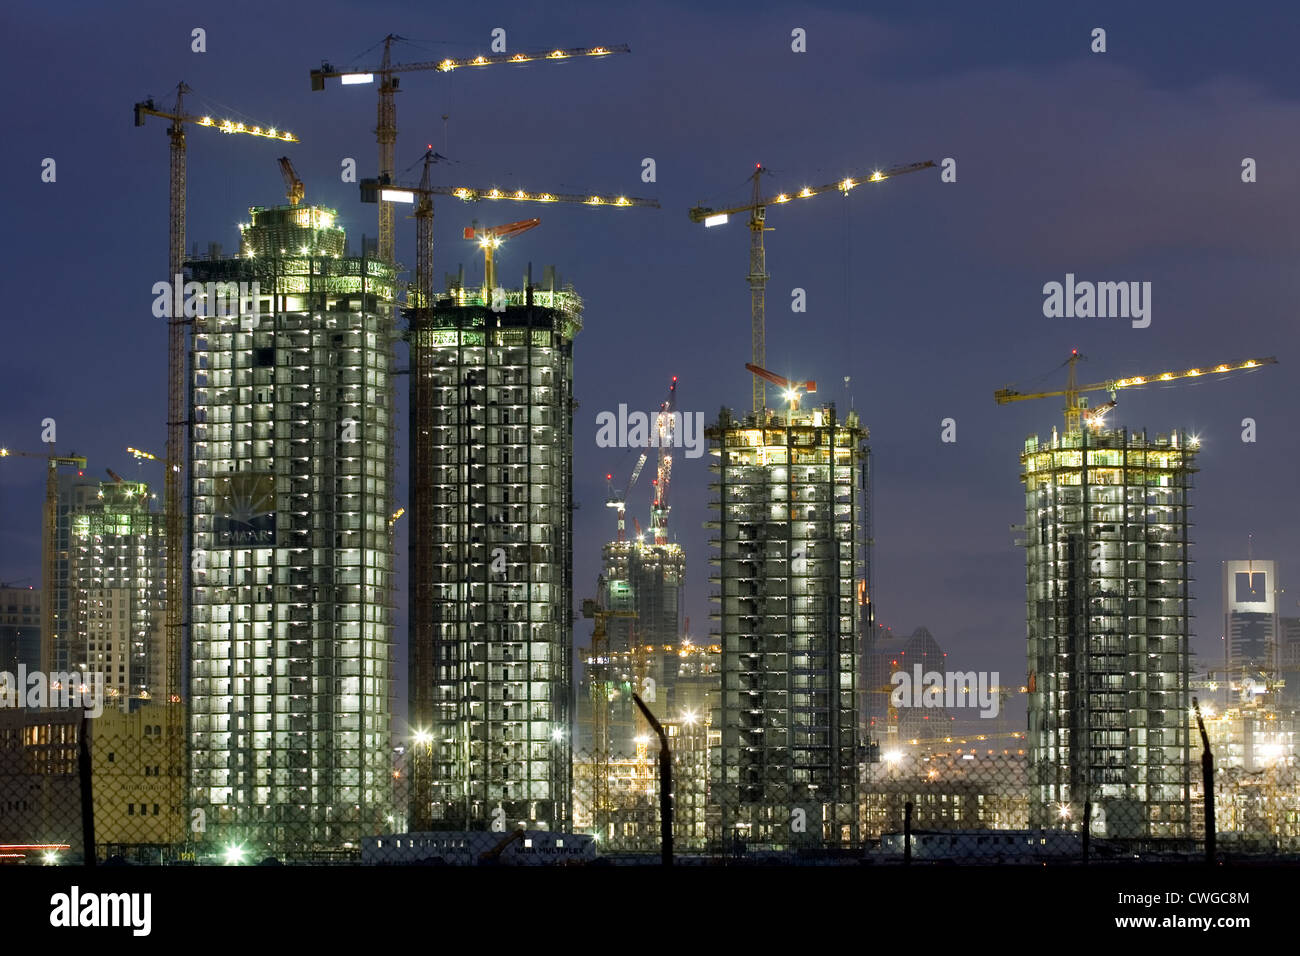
{"left": 2, "top": 1, "right": 1298, "bottom": 729}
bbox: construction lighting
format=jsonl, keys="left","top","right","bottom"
{"left": 380, "top": 188, "right": 416, "bottom": 204}
{"left": 340, "top": 73, "right": 374, "bottom": 84}
{"left": 195, "top": 115, "right": 296, "bottom": 141}
{"left": 703, "top": 213, "right": 728, "bottom": 227}
{"left": 224, "top": 844, "right": 245, "bottom": 865}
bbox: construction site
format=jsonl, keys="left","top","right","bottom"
{"left": 3, "top": 12, "right": 1300, "bottom": 886}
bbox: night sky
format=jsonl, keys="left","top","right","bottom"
{"left": 3, "top": 0, "right": 1298, "bottom": 720}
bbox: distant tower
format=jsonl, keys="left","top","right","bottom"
{"left": 708, "top": 399, "right": 869, "bottom": 847}
{"left": 408, "top": 268, "right": 579, "bottom": 832}
{"left": 188, "top": 202, "right": 399, "bottom": 855}
{"left": 69, "top": 479, "right": 166, "bottom": 710}
{"left": 1023, "top": 425, "right": 1195, "bottom": 838}
{"left": 1222, "top": 558, "right": 1279, "bottom": 696}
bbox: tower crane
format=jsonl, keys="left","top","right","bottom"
{"left": 463, "top": 218, "right": 540, "bottom": 302}
{"left": 311, "top": 36, "right": 630, "bottom": 262}
{"left": 278, "top": 156, "right": 305, "bottom": 205}
{"left": 134, "top": 84, "right": 294, "bottom": 850}
{"left": 745, "top": 363, "right": 816, "bottom": 411}
{"left": 690, "top": 160, "right": 934, "bottom": 412}
{"left": 361, "top": 148, "right": 659, "bottom": 313}
{"left": 0, "top": 448, "right": 87, "bottom": 672}
{"left": 649, "top": 376, "right": 678, "bottom": 546}
{"left": 605, "top": 453, "right": 647, "bottom": 542}
{"left": 994, "top": 351, "right": 1278, "bottom": 434}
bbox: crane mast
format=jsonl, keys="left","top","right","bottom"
{"left": 650, "top": 377, "right": 677, "bottom": 545}
{"left": 748, "top": 169, "right": 770, "bottom": 412}
{"left": 133, "top": 83, "right": 296, "bottom": 851}
{"left": 691, "top": 159, "right": 934, "bottom": 414}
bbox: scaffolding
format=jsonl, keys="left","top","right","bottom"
{"left": 187, "top": 206, "right": 398, "bottom": 857}
{"left": 1022, "top": 425, "right": 1196, "bottom": 840}
{"left": 706, "top": 403, "right": 868, "bottom": 848}
{"left": 410, "top": 276, "right": 579, "bottom": 832}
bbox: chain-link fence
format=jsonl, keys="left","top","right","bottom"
{"left": 3, "top": 707, "right": 1299, "bottom": 864}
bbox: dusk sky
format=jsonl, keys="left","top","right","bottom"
{"left": 2, "top": 0, "right": 1297, "bottom": 715}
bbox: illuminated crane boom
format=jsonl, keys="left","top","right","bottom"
{"left": 278, "top": 156, "right": 304, "bottom": 205}
{"left": 464, "top": 218, "right": 541, "bottom": 302}
{"left": 311, "top": 36, "right": 630, "bottom": 262}
{"left": 745, "top": 363, "right": 816, "bottom": 410}
{"left": 994, "top": 352, "right": 1278, "bottom": 434}
{"left": 690, "top": 160, "right": 934, "bottom": 412}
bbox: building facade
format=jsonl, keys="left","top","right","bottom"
{"left": 409, "top": 277, "right": 579, "bottom": 832}
{"left": 707, "top": 402, "right": 868, "bottom": 847}
{"left": 1222, "top": 559, "right": 1279, "bottom": 692}
{"left": 188, "top": 202, "right": 398, "bottom": 856}
{"left": 1023, "top": 425, "right": 1195, "bottom": 839}
{"left": 0, "top": 586, "right": 41, "bottom": 675}
{"left": 69, "top": 480, "right": 166, "bottom": 711}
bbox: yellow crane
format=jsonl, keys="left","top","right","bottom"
{"left": 133, "top": 85, "right": 294, "bottom": 851}
{"left": 0, "top": 448, "right": 87, "bottom": 672}
{"left": 311, "top": 36, "right": 630, "bottom": 262}
{"left": 690, "top": 160, "right": 935, "bottom": 412}
{"left": 278, "top": 156, "right": 305, "bottom": 205}
{"left": 994, "top": 351, "right": 1278, "bottom": 434}
{"left": 361, "top": 148, "right": 658, "bottom": 312}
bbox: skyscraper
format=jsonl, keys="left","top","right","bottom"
{"left": 1022, "top": 425, "right": 1196, "bottom": 838}
{"left": 49, "top": 472, "right": 101, "bottom": 673}
{"left": 409, "top": 272, "right": 578, "bottom": 832}
{"left": 583, "top": 537, "right": 685, "bottom": 754}
{"left": 188, "top": 202, "right": 398, "bottom": 854}
{"left": 707, "top": 401, "right": 868, "bottom": 847}
{"left": 0, "top": 585, "right": 40, "bottom": 674}
{"left": 1222, "top": 559, "right": 1279, "bottom": 690}
{"left": 69, "top": 478, "right": 166, "bottom": 711}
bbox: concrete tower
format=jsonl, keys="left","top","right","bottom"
{"left": 707, "top": 400, "right": 868, "bottom": 847}
{"left": 188, "top": 202, "right": 398, "bottom": 856}
{"left": 408, "top": 271, "right": 579, "bottom": 832}
{"left": 1022, "top": 425, "right": 1196, "bottom": 839}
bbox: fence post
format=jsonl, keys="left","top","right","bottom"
{"left": 1082, "top": 800, "right": 1091, "bottom": 864}
{"left": 903, "top": 801, "right": 913, "bottom": 865}
{"left": 632, "top": 693, "right": 672, "bottom": 867}
{"left": 1193, "top": 697, "right": 1215, "bottom": 865}
{"left": 79, "top": 713, "right": 95, "bottom": 866}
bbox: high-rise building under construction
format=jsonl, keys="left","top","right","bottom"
{"left": 583, "top": 534, "right": 685, "bottom": 755}
{"left": 707, "top": 401, "right": 868, "bottom": 846}
{"left": 408, "top": 270, "right": 578, "bottom": 832}
{"left": 187, "top": 202, "right": 398, "bottom": 854}
{"left": 1022, "top": 425, "right": 1196, "bottom": 838}
{"left": 69, "top": 478, "right": 166, "bottom": 711}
